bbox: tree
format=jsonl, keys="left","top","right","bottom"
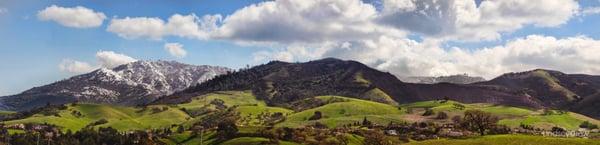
{"left": 452, "top": 115, "right": 462, "bottom": 124}
{"left": 216, "top": 118, "right": 238, "bottom": 141}
{"left": 422, "top": 108, "right": 434, "bottom": 116}
{"left": 362, "top": 117, "right": 372, "bottom": 126}
{"left": 579, "top": 121, "right": 598, "bottom": 129}
{"left": 436, "top": 111, "right": 448, "bottom": 119}
{"left": 308, "top": 111, "right": 322, "bottom": 120}
{"left": 452, "top": 103, "right": 465, "bottom": 110}
{"left": 441, "top": 96, "right": 450, "bottom": 103}
{"left": 176, "top": 125, "right": 185, "bottom": 133}
{"left": 363, "top": 130, "right": 392, "bottom": 145}
{"left": 461, "top": 110, "right": 499, "bottom": 135}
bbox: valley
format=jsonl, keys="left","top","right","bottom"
{"left": 2, "top": 90, "right": 599, "bottom": 144}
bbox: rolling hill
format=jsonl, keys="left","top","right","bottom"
{"left": 156, "top": 58, "right": 600, "bottom": 120}
{"left": 155, "top": 58, "right": 543, "bottom": 110}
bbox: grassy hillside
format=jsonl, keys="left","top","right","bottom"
{"left": 4, "top": 91, "right": 599, "bottom": 132}
{"left": 278, "top": 96, "right": 406, "bottom": 128}
{"left": 176, "top": 91, "right": 293, "bottom": 126}
{"left": 399, "top": 100, "right": 600, "bottom": 130}
{"left": 3, "top": 104, "right": 190, "bottom": 131}
{"left": 405, "top": 134, "right": 600, "bottom": 145}
{"left": 221, "top": 137, "right": 299, "bottom": 145}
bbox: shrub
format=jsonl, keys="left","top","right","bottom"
{"left": 579, "top": 121, "right": 599, "bottom": 129}
{"left": 422, "top": 108, "right": 434, "bottom": 116}
{"left": 452, "top": 103, "right": 465, "bottom": 110}
{"left": 436, "top": 111, "right": 448, "bottom": 119}
{"left": 308, "top": 111, "right": 322, "bottom": 120}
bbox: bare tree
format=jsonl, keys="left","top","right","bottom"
{"left": 461, "top": 110, "right": 499, "bottom": 136}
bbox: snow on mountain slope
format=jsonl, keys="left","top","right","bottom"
{"left": 0, "top": 60, "right": 231, "bottom": 111}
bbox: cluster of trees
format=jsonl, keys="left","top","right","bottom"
{"left": 0, "top": 103, "right": 67, "bottom": 121}
{"left": 0, "top": 127, "right": 162, "bottom": 145}
{"left": 579, "top": 121, "right": 599, "bottom": 129}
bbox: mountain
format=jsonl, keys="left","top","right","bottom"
{"left": 0, "top": 60, "right": 231, "bottom": 111}
{"left": 478, "top": 69, "right": 600, "bottom": 118}
{"left": 154, "top": 58, "right": 543, "bottom": 110}
{"left": 399, "top": 74, "right": 486, "bottom": 84}
{"left": 154, "top": 58, "right": 410, "bottom": 106}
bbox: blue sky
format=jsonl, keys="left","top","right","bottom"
{"left": 1, "top": 0, "right": 600, "bottom": 96}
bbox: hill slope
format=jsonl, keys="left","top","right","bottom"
{"left": 479, "top": 69, "right": 600, "bottom": 118}
{"left": 0, "top": 60, "right": 230, "bottom": 111}
{"left": 155, "top": 58, "right": 542, "bottom": 110}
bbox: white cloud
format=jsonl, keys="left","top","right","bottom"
{"left": 377, "top": 0, "right": 579, "bottom": 41}
{"left": 95, "top": 51, "right": 137, "bottom": 68}
{"left": 37, "top": 5, "right": 106, "bottom": 28}
{"left": 0, "top": 8, "right": 7, "bottom": 15}
{"left": 211, "top": 0, "right": 403, "bottom": 44}
{"left": 107, "top": 14, "right": 221, "bottom": 40}
{"left": 59, "top": 51, "right": 137, "bottom": 74}
{"left": 256, "top": 35, "right": 600, "bottom": 78}
{"left": 59, "top": 59, "right": 96, "bottom": 74}
{"left": 581, "top": 7, "right": 600, "bottom": 15}
{"left": 164, "top": 43, "right": 187, "bottom": 58}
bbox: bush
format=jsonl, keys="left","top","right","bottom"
{"left": 308, "top": 111, "right": 322, "bottom": 120}
{"left": 436, "top": 111, "right": 448, "bottom": 119}
{"left": 422, "top": 108, "right": 434, "bottom": 116}
{"left": 579, "top": 121, "right": 599, "bottom": 129}
{"left": 452, "top": 115, "right": 462, "bottom": 124}
{"left": 453, "top": 103, "right": 465, "bottom": 110}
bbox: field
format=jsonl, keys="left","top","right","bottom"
{"left": 405, "top": 134, "right": 600, "bottom": 145}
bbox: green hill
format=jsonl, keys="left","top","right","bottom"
{"left": 3, "top": 103, "right": 190, "bottom": 131}
{"left": 399, "top": 100, "right": 600, "bottom": 130}
{"left": 405, "top": 134, "right": 600, "bottom": 145}
{"left": 278, "top": 96, "right": 406, "bottom": 128}
{"left": 5, "top": 92, "right": 599, "bottom": 131}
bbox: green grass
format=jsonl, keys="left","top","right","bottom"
{"left": 499, "top": 112, "right": 600, "bottom": 130}
{"left": 0, "top": 110, "right": 15, "bottom": 115}
{"left": 404, "top": 134, "right": 600, "bottom": 145}
{"left": 278, "top": 96, "right": 405, "bottom": 128}
{"left": 399, "top": 100, "right": 600, "bottom": 130}
{"left": 221, "top": 137, "right": 299, "bottom": 145}
{"left": 177, "top": 91, "right": 293, "bottom": 126}
{"left": 401, "top": 100, "right": 534, "bottom": 116}
{"left": 361, "top": 88, "right": 398, "bottom": 105}
{"left": 2, "top": 104, "right": 190, "bottom": 131}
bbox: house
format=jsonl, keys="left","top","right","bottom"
{"left": 385, "top": 130, "right": 398, "bottom": 136}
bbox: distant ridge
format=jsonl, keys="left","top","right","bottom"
{"left": 400, "top": 74, "right": 486, "bottom": 84}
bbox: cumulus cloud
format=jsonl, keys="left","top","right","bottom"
{"left": 105, "top": 0, "right": 578, "bottom": 43}
{"left": 95, "top": 51, "right": 137, "bottom": 68}
{"left": 164, "top": 43, "right": 187, "bottom": 58}
{"left": 107, "top": 14, "right": 221, "bottom": 40}
{"left": 377, "top": 0, "right": 579, "bottom": 41}
{"left": 59, "top": 59, "right": 96, "bottom": 74}
{"left": 581, "top": 6, "right": 600, "bottom": 15}
{"left": 211, "top": 0, "right": 403, "bottom": 44}
{"left": 259, "top": 35, "right": 600, "bottom": 78}
{"left": 59, "top": 51, "right": 137, "bottom": 74}
{"left": 101, "top": 0, "right": 592, "bottom": 78}
{"left": 37, "top": 5, "right": 106, "bottom": 28}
